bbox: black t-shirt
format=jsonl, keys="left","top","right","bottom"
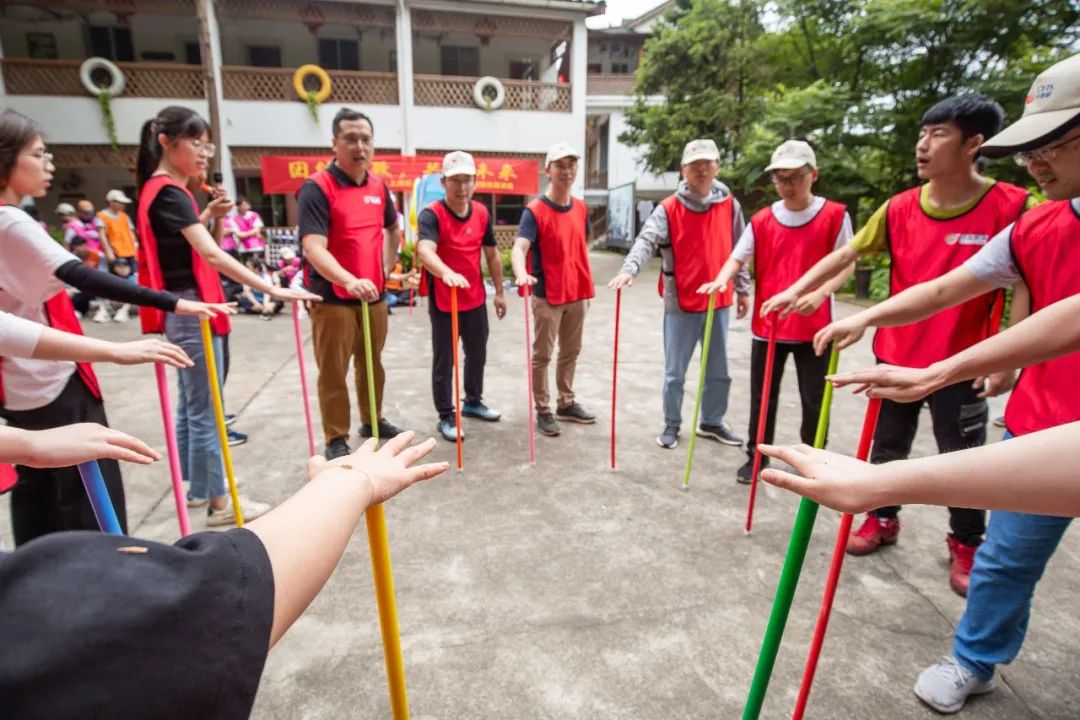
{"left": 297, "top": 162, "right": 397, "bottom": 305}
{"left": 516, "top": 196, "right": 588, "bottom": 300}
{"left": 0, "top": 528, "right": 274, "bottom": 720}
{"left": 149, "top": 185, "right": 202, "bottom": 291}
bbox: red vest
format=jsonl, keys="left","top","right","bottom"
{"left": 1004, "top": 199, "right": 1080, "bottom": 436}
{"left": 136, "top": 175, "right": 230, "bottom": 336}
{"left": 526, "top": 197, "right": 594, "bottom": 305}
{"left": 304, "top": 169, "right": 388, "bottom": 298}
{"left": 872, "top": 182, "right": 1029, "bottom": 367}
{"left": 421, "top": 201, "right": 488, "bottom": 313}
{"left": 661, "top": 194, "right": 734, "bottom": 312}
{"left": 751, "top": 200, "right": 845, "bottom": 340}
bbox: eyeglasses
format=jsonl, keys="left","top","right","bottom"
{"left": 771, "top": 170, "right": 811, "bottom": 186}
{"left": 1014, "top": 133, "right": 1080, "bottom": 166}
{"left": 21, "top": 150, "right": 54, "bottom": 165}
{"left": 336, "top": 135, "right": 374, "bottom": 148}
{"left": 185, "top": 140, "right": 216, "bottom": 158}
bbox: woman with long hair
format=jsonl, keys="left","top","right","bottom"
{"left": 135, "top": 105, "right": 318, "bottom": 525}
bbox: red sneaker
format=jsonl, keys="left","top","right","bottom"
{"left": 846, "top": 513, "right": 901, "bottom": 556}
{"left": 947, "top": 536, "right": 979, "bottom": 597}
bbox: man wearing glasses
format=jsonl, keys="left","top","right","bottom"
{"left": 760, "top": 95, "right": 1037, "bottom": 597}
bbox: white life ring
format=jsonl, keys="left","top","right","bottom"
{"left": 472, "top": 76, "right": 505, "bottom": 111}
{"left": 79, "top": 57, "right": 125, "bottom": 98}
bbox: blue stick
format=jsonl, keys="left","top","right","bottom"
{"left": 76, "top": 461, "right": 123, "bottom": 535}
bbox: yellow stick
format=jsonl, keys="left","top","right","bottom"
{"left": 200, "top": 318, "right": 244, "bottom": 527}
{"left": 361, "top": 301, "right": 409, "bottom": 719}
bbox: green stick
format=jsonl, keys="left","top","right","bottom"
{"left": 742, "top": 344, "right": 840, "bottom": 719}
{"left": 682, "top": 294, "right": 717, "bottom": 489}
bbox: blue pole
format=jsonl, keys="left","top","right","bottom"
{"left": 76, "top": 461, "right": 123, "bottom": 535}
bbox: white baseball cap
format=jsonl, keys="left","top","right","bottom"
{"left": 764, "top": 140, "right": 817, "bottom": 172}
{"left": 545, "top": 142, "right": 580, "bottom": 168}
{"left": 442, "top": 150, "right": 476, "bottom": 178}
{"left": 681, "top": 138, "right": 720, "bottom": 166}
{"left": 981, "top": 53, "right": 1080, "bottom": 158}
{"left": 106, "top": 189, "right": 133, "bottom": 203}
{"left": 55, "top": 202, "right": 75, "bottom": 215}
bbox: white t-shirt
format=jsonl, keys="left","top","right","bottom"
{"left": 0, "top": 311, "right": 44, "bottom": 359}
{"left": 965, "top": 197, "right": 1080, "bottom": 287}
{"left": 0, "top": 205, "right": 81, "bottom": 410}
{"left": 731, "top": 197, "right": 853, "bottom": 263}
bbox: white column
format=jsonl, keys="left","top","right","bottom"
{"left": 570, "top": 18, "right": 588, "bottom": 196}
{"left": 395, "top": 0, "right": 415, "bottom": 156}
{"left": 205, "top": 0, "right": 236, "bottom": 196}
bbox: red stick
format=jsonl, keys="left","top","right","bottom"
{"left": 408, "top": 286, "right": 414, "bottom": 315}
{"left": 524, "top": 285, "right": 536, "bottom": 465}
{"left": 291, "top": 301, "right": 316, "bottom": 457}
{"left": 451, "top": 287, "right": 463, "bottom": 471}
{"left": 745, "top": 316, "right": 780, "bottom": 533}
{"left": 791, "top": 397, "right": 883, "bottom": 719}
{"left": 610, "top": 288, "right": 622, "bottom": 471}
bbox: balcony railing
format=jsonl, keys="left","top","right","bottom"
{"left": 585, "top": 169, "right": 609, "bottom": 189}
{"left": 493, "top": 225, "right": 520, "bottom": 250}
{"left": 587, "top": 74, "right": 637, "bottom": 95}
{"left": 222, "top": 66, "right": 398, "bottom": 105}
{"left": 413, "top": 75, "right": 571, "bottom": 113}
{"left": 1, "top": 59, "right": 205, "bottom": 98}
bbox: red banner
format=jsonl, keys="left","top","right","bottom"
{"left": 259, "top": 154, "right": 538, "bottom": 196}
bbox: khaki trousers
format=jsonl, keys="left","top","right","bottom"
{"left": 531, "top": 297, "right": 587, "bottom": 413}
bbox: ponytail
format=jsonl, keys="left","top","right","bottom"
{"left": 135, "top": 106, "right": 212, "bottom": 190}
{"left": 135, "top": 119, "right": 159, "bottom": 191}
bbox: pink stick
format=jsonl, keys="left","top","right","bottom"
{"left": 292, "top": 301, "right": 317, "bottom": 457}
{"left": 154, "top": 363, "right": 191, "bottom": 537}
{"left": 524, "top": 286, "right": 536, "bottom": 465}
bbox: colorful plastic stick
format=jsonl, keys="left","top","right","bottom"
{"left": 745, "top": 317, "right": 779, "bottom": 534}
{"left": 291, "top": 301, "right": 316, "bottom": 457}
{"left": 450, "top": 287, "right": 463, "bottom": 471}
{"left": 199, "top": 318, "right": 243, "bottom": 527}
{"left": 741, "top": 344, "right": 840, "bottom": 719}
{"left": 154, "top": 363, "right": 190, "bottom": 536}
{"left": 610, "top": 288, "right": 622, "bottom": 471}
{"left": 523, "top": 285, "right": 536, "bottom": 465}
{"left": 791, "top": 397, "right": 883, "bottom": 719}
{"left": 361, "top": 301, "right": 410, "bottom": 720}
{"left": 76, "top": 461, "right": 123, "bottom": 535}
{"left": 682, "top": 292, "right": 716, "bottom": 488}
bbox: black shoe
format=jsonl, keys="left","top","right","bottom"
{"left": 697, "top": 420, "right": 744, "bottom": 446}
{"left": 325, "top": 436, "right": 351, "bottom": 460}
{"left": 227, "top": 429, "right": 248, "bottom": 447}
{"left": 556, "top": 402, "right": 596, "bottom": 424}
{"left": 656, "top": 425, "right": 679, "bottom": 449}
{"left": 736, "top": 455, "right": 768, "bottom": 484}
{"left": 536, "top": 412, "right": 561, "bottom": 436}
{"left": 225, "top": 413, "right": 238, "bottom": 427}
{"left": 360, "top": 418, "right": 404, "bottom": 440}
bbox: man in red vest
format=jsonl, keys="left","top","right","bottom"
{"left": 511, "top": 142, "right": 596, "bottom": 437}
{"left": 697, "top": 140, "right": 854, "bottom": 481}
{"left": 608, "top": 138, "right": 748, "bottom": 450}
{"left": 299, "top": 108, "right": 404, "bottom": 460}
{"left": 761, "top": 94, "right": 1035, "bottom": 596}
{"left": 416, "top": 151, "right": 506, "bottom": 442}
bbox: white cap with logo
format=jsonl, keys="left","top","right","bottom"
{"left": 545, "top": 142, "right": 581, "bottom": 168}
{"left": 106, "top": 189, "right": 133, "bottom": 204}
{"left": 681, "top": 138, "right": 720, "bottom": 166}
{"left": 764, "top": 140, "right": 817, "bottom": 172}
{"left": 55, "top": 203, "right": 76, "bottom": 215}
{"left": 981, "top": 53, "right": 1080, "bottom": 158}
{"left": 442, "top": 150, "right": 476, "bottom": 178}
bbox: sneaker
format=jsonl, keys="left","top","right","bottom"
{"left": 92, "top": 305, "right": 111, "bottom": 323}
{"left": 556, "top": 402, "right": 596, "bottom": 424}
{"left": 537, "top": 412, "right": 561, "bottom": 437}
{"left": 186, "top": 497, "right": 209, "bottom": 509}
{"left": 225, "top": 413, "right": 238, "bottom": 427}
{"left": 656, "top": 425, "right": 679, "bottom": 449}
{"left": 846, "top": 513, "right": 901, "bottom": 556}
{"left": 207, "top": 495, "right": 272, "bottom": 527}
{"left": 947, "top": 535, "right": 979, "bottom": 598}
{"left": 359, "top": 418, "right": 404, "bottom": 440}
{"left": 437, "top": 418, "right": 463, "bottom": 442}
{"left": 914, "top": 656, "right": 995, "bottom": 714}
{"left": 697, "top": 421, "right": 744, "bottom": 446}
{"left": 113, "top": 305, "right": 130, "bottom": 322}
{"left": 736, "top": 455, "right": 768, "bottom": 484}
{"left": 992, "top": 414, "right": 1006, "bottom": 428}
{"left": 462, "top": 402, "right": 501, "bottom": 422}
{"left": 227, "top": 429, "right": 248, "bottom": 447}
{"left": 325, "top": 436, "right": 351, "bottom": 460}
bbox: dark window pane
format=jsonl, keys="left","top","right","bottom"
{"left": 89, "top": 26, "right": 112, "bottom": 59}
{"left": 114, "top": 27, "right": 134, "bottom": 62}
{"left": 249, "top": 45, "right": 282, "bottom": 68}
{"left": 340, "top": 39, "right": 359, "bottom": 71}
{"left": 318, "top": 38, "right": 338, "bottom": 69}
{"left": 184, "top": 42, "right": 201, "bottom": 65}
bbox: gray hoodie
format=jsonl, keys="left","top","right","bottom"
{"left": 620, "top": 179, "right": 751, "bottom": 315}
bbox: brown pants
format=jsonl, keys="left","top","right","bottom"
{"left": 531, "top": 296, "right": 587, "bottom": 413}
{"left": 310, "top": 300, "right": 387, "bottom": 442}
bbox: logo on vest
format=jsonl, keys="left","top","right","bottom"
{"left": 363, "top": 196, "right": 383, "bottom": 205}
{"left": 944, "top": 233, "right": 990, "bottom": 246}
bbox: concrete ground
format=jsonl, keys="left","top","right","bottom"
{"left": 6, "top": 250, "right": 1077, "bottom": 719}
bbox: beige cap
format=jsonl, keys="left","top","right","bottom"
{"left": 765, "top": 140, "right": 817, "bottom": 171}
{"left": 55, "top": 202, "right": 76, "bottom": 215}
{"left": 106, "top": 189, "right": 133, "bottom": 203}
{"left": 545, "top": 142, "right": 580, "bottom": 167}
{"left": 681, "top": 138, "right": 720, "bottom": 166}
{"left": 982, "top": 53, "right": 1080, "bottom": 158}
{"left": 442, "top": 150, "right": 476, "bottom": 178}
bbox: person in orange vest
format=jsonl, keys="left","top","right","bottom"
{"left": 608, "top": 139, "right": 749, "bottom": 450}
{"left": 96, "top": 189, "right": 138, "bottom": 323}
{"left": 416, "top": 151, "right": 506, "bottom": 442}
{"left": 511, "top": 142, "right": 596, "bottom": 437}
{"left": 698, "top": 140, "right": 854, "bottom": 482}
{"left": 761, "top": 93, "right": 1038, "bottom": 596}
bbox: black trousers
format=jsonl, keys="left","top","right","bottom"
{"left": 1, "top": 375, "right": 128, "bottom": 545}
{"left": 430, "top": 303, "right": 489, "bottom": 420}
{"left": 747, "top": 339, "right": 830, "bottom": 456}
{"left": 868, "top": 375, "right": 987, "bottom": 545}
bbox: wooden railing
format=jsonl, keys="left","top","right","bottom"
{"left": 222, "top": 66, "right": 398, "bottom": 104}
{"left": 1, "top": 59, "right": 205, "bottom": 98}
{"left": 493, "top": 225, "right": 519, "bottom": 250}
{"left": 587, "top": 73, "right": 637, "bottom": 95}
{"left": 413, "top": 75, "right": 571, "bottom": 113}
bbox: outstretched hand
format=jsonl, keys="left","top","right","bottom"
{"left": 758, "top": 443, "right": 883, "bottom": 514}
{"left": 828, "top": 363, "right": 946, "bottom": 403}
{"left": 20, "top": 423, "right": 161, "bottom": 468}
{"left": 308, "top": 431, "right": 447, "bottom": 506}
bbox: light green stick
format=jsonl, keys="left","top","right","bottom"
{"left": 682, "top": 293, "right": 717, "bottom": 489}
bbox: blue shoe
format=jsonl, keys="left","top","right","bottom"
{"left": 461, "top": 402, "right": 501, "bottom": 422}
{"left": 227, "top": 429, "right": 248, "bottom": 447}
{"left": 437, "top": 418, "right": 463, "bottom": 442}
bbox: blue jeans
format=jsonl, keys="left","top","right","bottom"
{"left": 165, "top": 309, "right": 227, "bottom": 502}
{"left": 662, "top": 308, "right": 731, "bottom": 429}
{"left": 954, "top": 430, "right": 1073, "bottom": 680}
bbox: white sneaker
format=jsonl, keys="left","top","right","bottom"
{"left": 206, "top": 495, "right": 272, "bottom": 527}
{"left": 113, "top": 305, "right": 130, "bottom": 322}
{"left": 914, "top": 656, "right": 995, "bottom": 714}
{"left": 92, "top": 305, "right": 111, "bottom": 323}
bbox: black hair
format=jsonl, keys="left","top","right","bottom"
{"left": 0, "top": 109, "right": 44, "bottom": 191}
{"left": 921, "top": 93, "right": 1004, "bottom": 143}
{"left": 331, "top": 108, "right": 374, "bottom": 137}
{"left": 236, "top": 195, "right": 249, "bottom": 206}
{"left": 136, "top": 106, "right": 212, "bottom": 190}
{"left": 69, "top": 236, "right": 87, "bottom": 247}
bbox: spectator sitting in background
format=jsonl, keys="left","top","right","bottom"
{"left": 54, "top": 202, "right": 75, "bottom": 234}
{"left": 276, "top": 245, "right": 303, "bottom": 288}
{"left": 385, "top": 252, "right": 418, "bottom": 310}
{"left": 228, "top": 197, "right": 266, "bottom": 255}
{"left": 238, "top": 254, "right": 282, "bottom": 320}
{"left": 64, "top": 200, "right": 102, "bottom": 258}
